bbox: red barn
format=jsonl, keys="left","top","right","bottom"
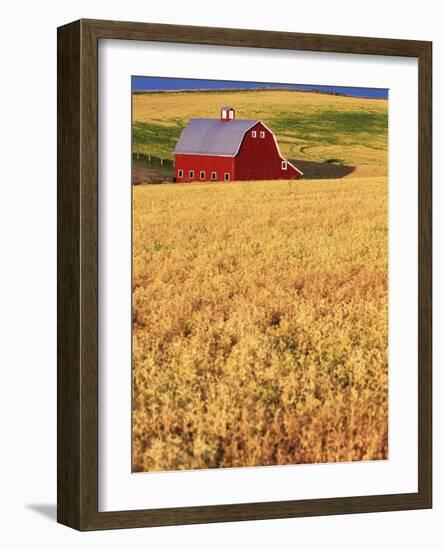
{"left": 173, "top": 106, "right": 302, "bottom": 183}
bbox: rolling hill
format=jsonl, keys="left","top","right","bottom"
{"left": 132, "top": 89, "right": 388, "bottom": 180}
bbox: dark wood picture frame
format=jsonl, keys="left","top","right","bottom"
{"left": 57, "top": 18, "right": 432, "bottom": 531}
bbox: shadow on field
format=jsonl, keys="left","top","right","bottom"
{"left": 290, "top": 158, "right": 356, "bottom": 179}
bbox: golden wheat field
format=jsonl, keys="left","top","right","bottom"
{"left": 132, "top": 177, "right": 388, "bottom": 472}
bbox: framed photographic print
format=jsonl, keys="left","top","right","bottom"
{"left": 57, "top": 19, "right": 432, "bottom": 530}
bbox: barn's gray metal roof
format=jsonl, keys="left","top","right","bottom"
{"left": 173, "top": 118, "right": 259, "bottom": 157}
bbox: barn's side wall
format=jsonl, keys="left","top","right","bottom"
{"left": 235, "top": 122, "right": 301, "bottom": 180}
{"left": 174, "top": 154, "right": 235, "bottom": 182}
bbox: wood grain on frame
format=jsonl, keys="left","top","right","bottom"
{"left": 57, "top": 19, "right": 432, "bottom": 530}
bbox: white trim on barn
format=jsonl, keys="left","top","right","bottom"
{"left": 259, "top": 121, "right": 304, "bottom": 176}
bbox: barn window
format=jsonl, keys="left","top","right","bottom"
{"left": 260, "top": 131, "right": 265, "bottom": 138}
{"left": 224, "top": 172, "right": 230, "bottom": 181}
{"left": 178, "top": 169, "right": 184, "bottom": 178}
{"left": 189, "top": 170, "right": 194, "bottom": 178}
{"left": 281, "top": 160, "right": 288, "bottom": 170}
{"left": 200, "top": 171, "right": 205, "bottom": 180}
{"left": 252, "top": 130, "right": 257, "bottom": 138}
{"left": 211, "top": 172, "right": 217, "bottom": 181}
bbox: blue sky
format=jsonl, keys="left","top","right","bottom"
{"left": 132, "top": 76, "right": 388, "bottom": 99}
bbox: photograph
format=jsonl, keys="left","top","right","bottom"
{"left": 131, "top": 76, "right": 389, "bottom": 473}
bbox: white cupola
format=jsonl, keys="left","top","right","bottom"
{"left": 221, "top": 106, "right": 235, "bottom": 122}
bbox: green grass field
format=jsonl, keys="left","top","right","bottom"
{"left": 132, "top": 89, "right": 388, "bottom": 179}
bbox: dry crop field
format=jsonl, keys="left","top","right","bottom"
{"left": 132, "top": 177, "right": 388, "bottom": 472}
